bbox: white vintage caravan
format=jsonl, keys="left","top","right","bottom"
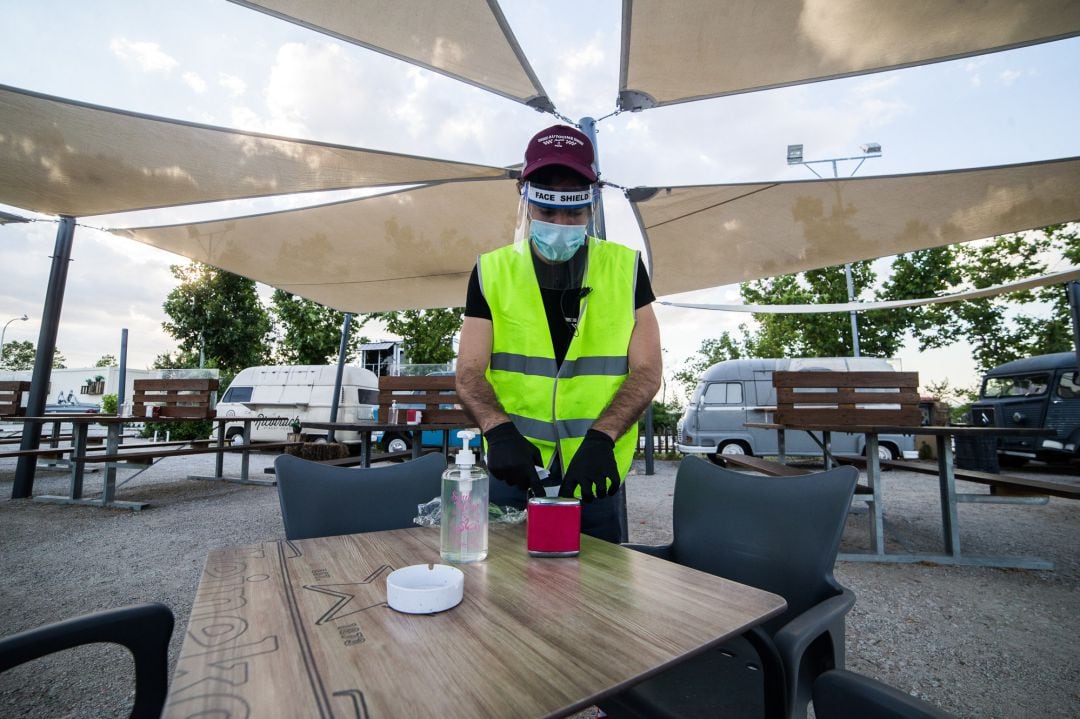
{"left": 217, "top": 365, "right": 379, "bottom": 443}
{"left": 677, "top": 357, "right": 919, "bottom": 461}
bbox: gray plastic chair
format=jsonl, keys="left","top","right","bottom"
{"left": 813, "top": 670, "right": 956, "bottom": 718}
{"left": 275, "top": 452, "right": 446, "bottom": 540}
{"left": 0, "top": 603, "right": 174, "bottom": 719}
{"left": 599, "top": 455, "right": 858, "bottom": 719}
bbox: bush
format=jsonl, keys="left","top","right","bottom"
{"left": 140, "top": 420, "right": 213, "bottom": 441}
{"left": 100, "top": 393, "right": 117, "bottom": 415}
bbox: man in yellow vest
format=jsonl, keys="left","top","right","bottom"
{"left": 457, "top": 124, "right": 662, "bottom": 542}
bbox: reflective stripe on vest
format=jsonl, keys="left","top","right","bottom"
{"left": 478, "top": 237, "right": 638, "bottom": 481}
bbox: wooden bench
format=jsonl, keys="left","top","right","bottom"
{"left": 0, "top": 436, "right": 105, "bottom": 460}
{"left": 728, "top": 370, "right": 920, "bottom": 484}
{"left": 377, "top": 375, "right": 469, "bottom": 426}
{"left": 377, "top": 375, "right": 473, "bottom": 457}
{"left": 774, "top": 370, "right": 921, "bottom": 428}
{"left": 132, "top": 378, "right": 218, "bottom": 419}
{"left": 720, "top": 454, "right": 812, "bottom": 476}
{"left": 838, "top": 454, "right": 1079, "bottom": 502}
{"left": 0, "top": 381, "right": 30, "bottom": 416}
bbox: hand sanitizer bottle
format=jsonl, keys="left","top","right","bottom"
{"left": 388, "top": 400, "right": 399, "bottom": 424}
{"left": 440, "top": 430, "right": 488, "bottom": 563}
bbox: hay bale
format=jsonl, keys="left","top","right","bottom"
{"left": 287, "top": 442, "right": 349, "bottom": 461}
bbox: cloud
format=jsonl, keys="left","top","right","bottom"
{"left": 182, "top": 72, "right": 207, "bottom": 93}
{"left": 219, "top": 73, "right": 247, "bottom": 96}
{"left": 110, "top": 38, "right": 178, "bottom": 73}
{"left": 998, "top": 69, "right": 1022, "bottom": 86}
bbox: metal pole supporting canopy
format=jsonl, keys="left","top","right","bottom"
{"left": 13, "top": 216, "right": 77, "bottom": 498}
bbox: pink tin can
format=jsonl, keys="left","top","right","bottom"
{"left": 527, "top": 497, "right": 581, "bottom": 557}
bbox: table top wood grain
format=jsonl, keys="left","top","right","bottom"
{"left": 164, "top": 524, "right": 786, "bottom": 718}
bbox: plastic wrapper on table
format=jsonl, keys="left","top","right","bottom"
{"left": 414, "top": 497, "right": 526, "bottom": 527}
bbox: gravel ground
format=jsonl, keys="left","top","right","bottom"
{"left": 0, "top": 453, "right": 1077, "bottom": 718}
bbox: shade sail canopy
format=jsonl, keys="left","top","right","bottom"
{"left": 230, "top": 0, "right": 552, "bottom": 111}
{"left": 618, "top": 0, "right": 1080, "bottom": 109}
{"left": 631, "top": 157, "right": 1080, "bottom": 298}
{"left": 115, "top": 180, "right": 521, "bottom": 313}
{"left": 0, "top": 84, "right": 510, "bottom": 217}
{"left": 0, "top": 210, "right": 30, "bottom": 225}
{"left": 660, "top": 267, "right": 1080, "bottom": 313}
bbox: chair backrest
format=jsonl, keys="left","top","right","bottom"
{"left": 0, "top": 602, "right": 173, "bottom": 719}
{"left": 132, "top": 378, "right": 219, "bottom": 419}
{"left": 773, "top": 371, "right": 921, "bottom": 427}
{"left": 813, "top": 669, "right": 955, "bottom": 719}
{"left": 670, "top": 455, "right": 857, "bottom": 632}
{"left": 275, "top": 452, "right": 446, "bottom": 540}
{"left": 377, "top": 375, "right": 469, "bottom": 425}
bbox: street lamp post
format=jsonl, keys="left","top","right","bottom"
{"left": 786, "top": 143, "right": 883, "bottom": 357}
{"left": 0, "top": 314, "right": 29, "bottom": 366}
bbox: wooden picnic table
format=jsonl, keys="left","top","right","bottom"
{"left": 746, "top": 421, "right": 1056, "bottom": 569}
{"left": 10, "top": 414, "right": 296, "bottom": 510}
{"left": 301, "top": 420, "right": 473, "bottom": 467}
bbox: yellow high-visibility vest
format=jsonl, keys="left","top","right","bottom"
{"left": 477, "top": 237, "right": 639, "bottom": 482}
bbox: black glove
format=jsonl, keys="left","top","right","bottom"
{"left": 484, "top": 421, "right": 543, "bottom": 493}
{"left": 560, "top": 429, "right": 620, "bottom": 503}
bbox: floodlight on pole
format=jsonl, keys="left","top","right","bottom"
{"left": 786, "top": 143, "right": 884, "bottom": 357}
{"left": 0, "top": 314, "right": 30, "bottom": 366}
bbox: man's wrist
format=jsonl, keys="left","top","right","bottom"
{"left": 585, "top": 428, "right": 616, "bottom": 447}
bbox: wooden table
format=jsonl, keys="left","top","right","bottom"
{"left": 20, "top": 415, "right": 287, "bottom": 510}
{"left": 301, "top": 420, "right": 471, "bottom": 467}
{"left": 747, "top": 422, "right": 1054, "bottom": 569}
{"left": 187, "top": 416, "right": 291, "bottom": 487}
{"left": 164, "top": 525, "right": 786, "bottom": 718}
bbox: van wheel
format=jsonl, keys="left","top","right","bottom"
{"left": 226, "top": 429, "right": 245, "bottom": 446}
{"left": 710, "top": 441, "right": 751, "bottom": 464}
{"left": 381, "top": 433, "right": 411, "bottom": 454}
{"left": 868, "top": 443, "right": 897, "bottom": 461}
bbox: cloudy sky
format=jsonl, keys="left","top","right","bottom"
{"left": 1, "top": 1, "right": 1078, "bottom": 396}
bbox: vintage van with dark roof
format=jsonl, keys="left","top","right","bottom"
{"left": 969, "top": 351, "right": 1080, "bottom": 467}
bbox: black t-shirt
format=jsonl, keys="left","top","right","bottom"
{"left": 465, "top": 248, "right": 655, "bottom": 367}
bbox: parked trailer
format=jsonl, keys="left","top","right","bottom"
{"left": 217, "top": 365, "right": 379, "bottom": 444}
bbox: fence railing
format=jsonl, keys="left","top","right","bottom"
{"left": 638, "top": 428, "right": 678, "bottom": 454}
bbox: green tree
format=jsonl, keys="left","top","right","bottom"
{"left": 161, "top": 263, "right": 272, "bottom": 376}
{"left": 364, "top": 309, "right": 463, "bottom": 365}
{"left": 740, "top": 260, "right": 915, "bottom": 358}
{"left": 0, "top": 341, "right": 66, "bottom": 370}
{"left": 672, "top": 332, "right": 744, "bottom": 402}
{"left": 270, "top": 290, "right": 366, "bottom": 365}
{"left": 94, "top": 354, "right": 117, "bottom": 367}
{"left": 905, "top": 225, "right": 1078, "bottom": 372}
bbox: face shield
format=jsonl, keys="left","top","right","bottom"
{"left": 513, "top": 181, "right": 597, "bottom": 290}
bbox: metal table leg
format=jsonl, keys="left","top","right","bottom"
{"left": 215, "top": 422, "right": 226, "bottom": 478}
{"left": 101, "top": 422, "right": 121, "bottom": 506}
{"left": 240, "top": 420, "right": 251, "bottom": 481}
{"left": 68, "top": 422, "right": 88, "bottom": 499}
{"left": 937, "top": 435, "right": 961, "bottom": 557}
{"left": 865, "top": 433, "right": 884, "bottom": 555}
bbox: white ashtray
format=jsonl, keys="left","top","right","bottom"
{"left": 386, "top": 564, "right": 464, "bottom": 614}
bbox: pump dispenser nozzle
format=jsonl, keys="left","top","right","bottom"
{"left": 455, "top": 430, "right": 476, "bottom": 466}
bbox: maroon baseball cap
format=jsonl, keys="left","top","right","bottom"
{"left": 522, "top": 124, "right": 597, "bottom": 183}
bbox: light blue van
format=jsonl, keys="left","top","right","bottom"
{"left": 677, "top": 357, "right": 919, "bottom": 462}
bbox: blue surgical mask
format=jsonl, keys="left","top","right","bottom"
{"left": 530, "top": 220, "right": 587, "bottom": 262}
